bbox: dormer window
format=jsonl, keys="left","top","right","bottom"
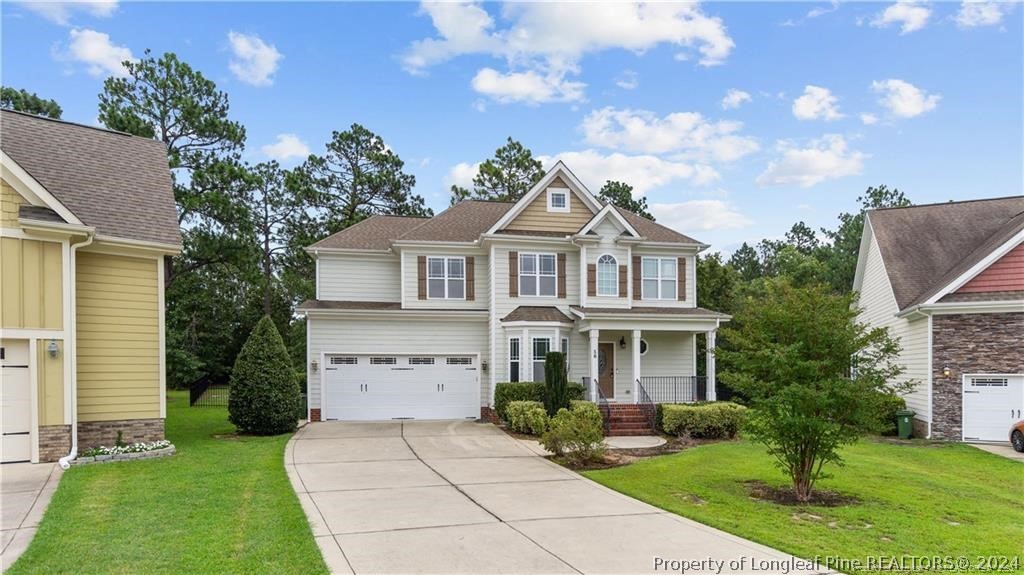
{"left": 546, "top": 187, "right": 570, "bottom": 213}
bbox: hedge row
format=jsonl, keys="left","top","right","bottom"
{"left": 494, "top": 381, "right": 585, "bottom": 421}
{"left": 658, "top": 402, "right": 748, "bottom": 439}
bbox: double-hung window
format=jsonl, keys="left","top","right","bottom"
{"left": 532, "top": 338, "right": 551, "bottom": 381}
{"left": 509, "top": 338, "right": 521, "bottom": 382}
{"left": 519, "top": 253, "right": 557, "bottom": 297}
{"left": 597, "top": 254, "right": 618, "bottom": 296}
{"left": 427, "top": 256, "right": 465, "bottom": 299}
{"left": 641, "top": 257, "right": 677, "bottom": 300}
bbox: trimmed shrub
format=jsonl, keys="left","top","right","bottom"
{"left": 541, "top": 404, "right": 605, "bottom": 465}
{"left": 569, "top": 400, "right": 601, "bottom": 418}
{"left": 869, "top": 392, "right": 907, "bottom": 436}
{"left": 506, "top": 401, "right": 549, "bottom": 435}
{"left": 494, "top": 381, "right": 585, "bottom": 421}
{"left": 543, "top": 352, "right": 569, "bottom": 416}
{"left": 228, "top": 315, "right": 301, "bottom": 435}
{"left": 660, "top": 402, "right": 747, "bottom": 439}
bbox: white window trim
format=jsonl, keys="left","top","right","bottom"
{"left": 639, "top": 339, "right": 649, "bottom": 356}
{"left": 532, "top": 337, "right": 552, "bottom": 381}
{"left": 596, "top": 253, "right": 618, "bottom": 297}
{"left": 518, "top": 252, "right": 558, "bottom": 298}
{"left": 546, "top": 187, "right": 570, "bottom": 213}
{"left": 508, "top": 337, "right": 521, "bottom": 383}
{"left": 426, "top": 256, "right": 466, "bottom": 300}
{"left": 641, "top": 256, "right": 678, "bottom": 300}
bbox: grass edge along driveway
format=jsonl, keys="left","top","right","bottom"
{"left": 584, "top": 439, "right": 1024, "bottom": 575}
{"left": 8, "top": 391, "right": 327, "bottom": 575}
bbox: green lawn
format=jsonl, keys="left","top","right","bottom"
{"left": 9, "top": 391, "right": 326, "bottom": 575}
{"left": 585, "top": 439, "right": 1024, "bottom": 573}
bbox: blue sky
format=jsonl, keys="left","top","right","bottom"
{"left": 3, "top": 1, "right": 1022, "bottom": 253}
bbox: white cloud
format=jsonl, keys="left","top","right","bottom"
{"left": 470, "top": 68, "right": 584, "bottom": 104}
{"left": 756, "top": 134, "right": 867, "bottom": 188}
{"left": 807, "top": 0, "right": 841, "bottom": 19}
{"left": 403, "top": 2, "right": 734, "bottom": 103}
{"left": 955, "top": 1, "right": 1013, "bottom": 27}
{"left": 538, "top": 150, "right": 719, "bottom": 195}
{"left": 63, "top": 28, "right": 133, "bottom": 77}
{"left": 227, "top": 31, "right": 282, "bottom": 86}
{"left": 260, "top": 134, "right": 309, "bottom": 161}
{"left": 651, "top": 200, "right": 752, "bottom": 231}
{"left": 721, "top": 88, "right": 752, "bottom": 110}
{"left": 444, "top": 161, "right": 481, "bottom": 190}
{"left": 580, "top": 107, "right": 759, "bottom": 163}
{"left": 792, "top": 85, "right": 843, "bottom": 121}
{"left": 615, "top": 70, "right": 639, "bottom": 90}
{"left": 860, "top": 112, "right": 879, "bottom": 125}
{"left": 871, "top": 1, "right": 932, "bottom": 34}
{"left": 871, "top": 78, "right": 940, "bottom": 118}
{"left": 21, "top": 0, "right": 117, "bottom": 25}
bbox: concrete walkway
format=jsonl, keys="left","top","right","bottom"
{"left": 969, "top": 442, "right": 1024, "bottom": 462}
{"left": 286, "top": 421, "right": 828, "bottom": 575}
{"left": 1, "top": 463, "right": 61, "bottom": 572}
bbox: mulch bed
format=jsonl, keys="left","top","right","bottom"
{"left": 744, "top": 480, "right": 859, "bottom": 507}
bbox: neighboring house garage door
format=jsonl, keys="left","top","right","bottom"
{"left": 323, "top": 354, "right": 479, "bottom": 420}
{"left": 1, "top": 340, "right": 32, "bottom": 463}
{"left": 962, "top": 374, "right": 1024, "bottom": 442}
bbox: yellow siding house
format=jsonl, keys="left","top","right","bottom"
{"left": 0, "top": 110, "right": 181, "bottom": 464}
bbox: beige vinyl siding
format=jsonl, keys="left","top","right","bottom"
{"left": 318, "top": 253, "right": 400, "bottom": 302}
{"left": 856, "top": 230, "right": 930, "bottom": 419}
{"left": 1, "top": 180, "right": 25, "bottom": 228}
{"left": 307, "top": 316, "right": 488, "bottom": 407}
{"left": 505, "top": 179, "right": 594, "bottom": 233}
{"left": 401, "top": 249, "right": 489, "bottom": 309}
{"left": 1, "top": 237, "right": 63, "bottom": 330}
{"left": 586, "top": 219, "right": 631, "bottom": 309}
{"left": 631, "top": 249, "right": 697, "bottom": 308}
{"left": 76, "top": 251, "right": 161, "bottom": 421}
{"left": 37, "top": 338, "right": 65, "bottom": 426}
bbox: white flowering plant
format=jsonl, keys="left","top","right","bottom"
{"left": 81, "top": 440, "right": 173, "bottom": 457}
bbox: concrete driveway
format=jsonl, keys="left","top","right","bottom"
{"left": 1, "top": 463, "right": 61, "bottom": 572}
{"left": 286, "top": 421, "right": 826, "bottom": 575}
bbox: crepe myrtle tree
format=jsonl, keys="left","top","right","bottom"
{"left": 718, "top": 279, "right": 907, "bottom": 502}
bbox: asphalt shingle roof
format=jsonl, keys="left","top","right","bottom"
{"left": 1, "top": 109, "right": 181, "bottom": 246}
{"left": 308, "top": 215, "right": 427, "bottom": 250}
{"left": 501, "top": 306, "right": 574, "bottom": 323}
{"left": 867, "top": 196, "right": 1024, "bottom": 310}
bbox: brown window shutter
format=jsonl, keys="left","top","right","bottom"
{"left": 417, "top": 256, "right": 427, "bottom": 300}
{"left": 618, "top": 265, "right": 627, "bottom": 297}
{"left": 508, "top": 251, "right": 518, "bottom": 297}
{"left": 557, "top": 253, "right": 566, "bottom": 298}
{"left": 587, "top": 264, "right": 597, "bottom": 297}
{"left": 632, "top": 255, "right": 641, "bottom": 300}
{"left": 678, "top": 258, "right": 686, "bottom": 301}
{"left": 465, "top": 256, "right": 475, "bottom": 301}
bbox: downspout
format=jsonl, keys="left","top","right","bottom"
{"left": 59, "top": 232, "right": 95, "bottom": 470}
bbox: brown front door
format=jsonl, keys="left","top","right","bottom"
{"left": 598, "top": 342, "right": 615, "bottom": 398}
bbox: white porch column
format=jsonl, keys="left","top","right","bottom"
{"left": 589, "top": 329, "right": 600, "bottom": 401}
{"left": 632, "top": 330, "right": 642, "bottom": 403}
{"left": 706, "top": 330, "right": 717, "bottom": 401}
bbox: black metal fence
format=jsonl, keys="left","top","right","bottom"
{"left": 189, "top": 375, "right": 228, "bottom": 407}
{"left": 638, "top": 376, "right": 708, "bottom": 404}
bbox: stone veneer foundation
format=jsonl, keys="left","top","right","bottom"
{"left": 930, "top": 312, "right": 1024, "bottom": 440}
{"left": 38, "top": 425, "right": 72, "bottom": 463}
{"left": 77, "top": 418, "right": 165, "bottom": 449}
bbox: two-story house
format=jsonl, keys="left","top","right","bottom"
{"left": 299, "top": 163, "right": 729, "bottom": 422}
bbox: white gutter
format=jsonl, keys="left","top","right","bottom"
{"left": 59, "top": 231, "right": 95, "bottom": 470}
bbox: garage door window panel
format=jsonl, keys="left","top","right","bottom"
{"left": 427, "top": 257, "right": 465, "bottom": 299}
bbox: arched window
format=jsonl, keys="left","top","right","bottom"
{"left": 597, "top": 254, "right": 618, "bottom": 296}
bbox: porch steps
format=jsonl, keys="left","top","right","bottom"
{"left": 603, "top": 404, "right": 656, "bottom": 436}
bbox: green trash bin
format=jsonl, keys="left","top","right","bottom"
{"left": 896, "top": 409, "right": 915, "bottom": 439}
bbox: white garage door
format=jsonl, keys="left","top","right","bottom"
{"left": 323, "top": 354, "right": 479, "bottom": 421}
{"left": 1, "top": 340, "right": 32, "bottom": 463}
{"left": 962, "top": 374, "right": 1024, "bottom": 442}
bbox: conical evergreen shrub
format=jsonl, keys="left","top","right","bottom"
{"left": 228, "top": 315, "right": 300, "bottom": 435}
{"left": 543, "top": 351, "right": 569, "bottom": 416}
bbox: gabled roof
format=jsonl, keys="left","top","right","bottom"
{"left": 18, "top": 205, "right": 65, "bottom": 224}
{"left": 577, "top": 203, "right": 641, "bottom": 238}
{"left": 614, "top": 207, "right": 704, "bottom": 245}
{"left": 0, "top": 109, "right": 181, "bottom": 246}
{"left": 486, "top": 162, "right": 603, "bottom": 235}
{"left": 396, "top": 200, "right": 512, "bottom": 243}
{"left": 308, "top": 215, "right": 426, "bottom": 250}
{"left": 866, "top": 196, "right": 1024, "bottom": 311}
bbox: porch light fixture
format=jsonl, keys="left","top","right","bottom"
{"left": 47, "top": 339, "right": 59, "bottom": 358}
{"left": 942, "top": 365, "right": 951, "bottom": 378}
{"left": 618, "top": 336, "right": 626, "bottom": 349}
{"left": 482, "top": 361, "right": 488, "bottom": 372}
{"left": 311, "top": 360, "right": 319, "bottom": 373}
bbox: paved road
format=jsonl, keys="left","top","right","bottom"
{"left": 286, "top": 420, "right": 828, "bottom": 575}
